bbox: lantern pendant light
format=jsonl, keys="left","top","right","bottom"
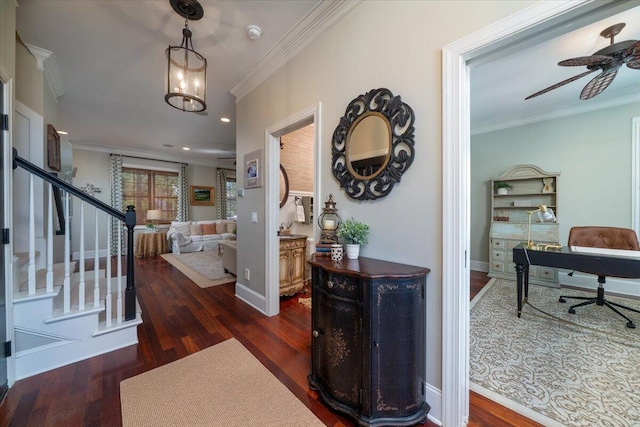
{"left": 165, "top": 0, "right": 207, "bottom": 112}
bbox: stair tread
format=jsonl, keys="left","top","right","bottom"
{"left": 14, "top": 251, "right": 41, "bottom": 268}
{"left": 18, "top": 262, "right": 79, "bottom": 292}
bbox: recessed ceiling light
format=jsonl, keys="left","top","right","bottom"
{"left": 183, "top": 147, "right": 190, "bottom": 151}
{"left": 163, "top": 144, "right": 174, "bottom": 148}
{"left": 220, "top": 117, "right": 231, "bottom": 123}
{"left": 57, "top": 130, "right": 68, "bottom": 135}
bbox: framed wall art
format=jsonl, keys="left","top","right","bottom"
{"left": 47, "top": 124, "right": 61, "bottom": 172}
{"left": 190, "top": 185, "right": 215, "bottom": 206}
{"left": 244, "top": 149, "right": 263, "bottom": 189}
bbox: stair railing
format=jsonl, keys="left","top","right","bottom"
{"left": 13, "top": 148, "right": 137, "bottom": 322}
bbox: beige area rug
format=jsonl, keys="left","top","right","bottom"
{"left": 120, "top": 338, "right": 324, "bottom": 427}
{"left": 470, "top": 278, "right": 640, "bottom": 426}
{"left": 161, "top": 251, "right": 235, "bottom": 288}
{"left": 298, "top": 297, "right": 311, "bottom": 309}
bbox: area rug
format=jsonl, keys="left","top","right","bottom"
{"left": 470, "top": 278, "right": 640, "bottom": 426}
{"left": 298, "top": 297, "right": 311, "bottom": 309}
{"left": 120, "top": 338, "right": 324, "bottom": 427}
{"left": 161, "top": 251, "right": 235, "bottom": 288}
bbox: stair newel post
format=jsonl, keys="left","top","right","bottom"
{"left": 94, "top": 209, "right": 100, "bottom": 307}
{"left": 63, "top": 191, "right": 71, "bottom": 313}
{"left": 78, "top": 200, "right": 85, "bottom": 310}
{"left": 124, "top": 205, "right": 136, "bottom": 321}
{"left": 46, "top": 183, "right": 54, "bottom": 293}
{"left": 28, "top": 174, "right": 36, "bottom": 295}
{"left": 116, "top": 219, "right": 122, "bottom": 324}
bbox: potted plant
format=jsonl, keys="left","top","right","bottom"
{"left": 337, "top": 218, "right": 370, "bottom": 259}
{"left": 494, "top": 181, "right": 513, "bottom": 195}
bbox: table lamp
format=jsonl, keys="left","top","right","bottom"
{"left": 146, "top": 209, "right": 163, "bottom": 231}
{"left": 527, "top": 204, "right": 557, "bottom": 249}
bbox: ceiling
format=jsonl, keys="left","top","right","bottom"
{"left": 471, "top": 3, "right": 640, "bottom": 135}
{"left": 16, "top": 0, "right": 320, "bottom": 166}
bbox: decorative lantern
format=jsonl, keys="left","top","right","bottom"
{"left": 318, "top": 194, "right": 342, "bottom": 244}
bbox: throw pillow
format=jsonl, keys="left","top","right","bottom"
{"left": 201, "top": 223, "right": 216, "bottom": 235}
{"left": 216, "top": 222, "right": 227, "bottom": 234}
{"left": 226, "top": 222, "right": 235, "bottom": 233}
{"left": 190, "top": 224, "right": 203, "bottom": 236}
{"left": 174, "top": 224, "right": 191, "bottom": 237}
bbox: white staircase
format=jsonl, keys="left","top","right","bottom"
{"left": 10, "top": 173, "right": 142, "bottom": 380}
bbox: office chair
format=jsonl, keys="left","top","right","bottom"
{"left": 559, "top": 226, "right": 640, "bottom": 328}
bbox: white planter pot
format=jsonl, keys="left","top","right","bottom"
{"left": 497, "top": 188, "right": 508, "bottom": 195}
{"left": 345, "top": 244, "right": 360, "bottom": 260}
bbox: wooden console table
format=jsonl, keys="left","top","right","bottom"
{"left": 135, "top": 231, "right": 168, "bottom": 258}
{"left": 307, "top": 255, "right": 431, "bottom": 426}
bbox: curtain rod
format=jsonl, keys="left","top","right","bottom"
{"left": 110, "top": 153, "right": 187, "bottom": 166}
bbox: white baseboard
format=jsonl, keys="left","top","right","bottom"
{"left": 424, "top": 382, "right": 442, "bottom": 426}
{"left": 72, "top": 249, "right": 108, "bottom": 261}
{"left": 559, "top": 271, "right": 640, "bottom": 297}
{"left": 470, "top": 260, "right": 489, "bottom": 272}
{"left": 234, "top": 281, "right": 266, "bottom": 314}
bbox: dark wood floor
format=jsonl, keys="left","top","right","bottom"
{"left": 0, "top": 260, "right": 539, "bottom": 426}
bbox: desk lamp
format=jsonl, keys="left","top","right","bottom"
{"left": 527, "top": 204, "right": 557, "bottom": 249}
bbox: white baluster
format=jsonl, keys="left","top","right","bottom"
{"left": 94, "top": 209, "right": 100, "bottom": 308}
{"left": 105, "top": 220, "right": 112, "bottom": 327}
{"left": 28, "top": 175, "right": 36, "bottom": 295}
{"left": 116, "top": 223, "right": 123, "bottom": 324}
{"left": 46, "top": 183, "right": 53, "bottom": 293}
{"left": 78, "top": 201, "right": 85, "bottom": 310}
{"left": 63, "top": 192, "right": 71, "bottom": 313}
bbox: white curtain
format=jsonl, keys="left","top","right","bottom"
{"left": 109, "top": 155, "right": 123, "bottom": 253}
{"left": 177, "top": 163, "right": 188, "bottom": 221}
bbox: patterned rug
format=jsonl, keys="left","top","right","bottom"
{"left": 470, "top": 278, "right": 640, "bottom": 426}
{"left": 161, "top": 251, "right": 235, "bottom": 288}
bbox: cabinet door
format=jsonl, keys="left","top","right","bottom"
{"left": 290, "top": 247, "right": 306, "bottom": 287}
{"left": 312, "top": 288, "right": 362, "bottom": 410}
{"left": 279, "top": 249, "right": 290, "bottom": 289}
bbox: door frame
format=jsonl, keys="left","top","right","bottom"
{"left": 264, "top": 103, "right": 321, "bottom": 316}
{"left": 440, "top": 0, "right": 626, "bottom": 424}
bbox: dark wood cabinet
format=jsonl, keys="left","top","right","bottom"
{"left": 308, "top": 256, "right": 430, "bottom": 426}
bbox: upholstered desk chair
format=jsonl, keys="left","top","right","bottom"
{"left": 559, "top": 226, "right": 640, "bottom": 328}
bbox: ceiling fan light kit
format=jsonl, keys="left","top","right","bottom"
{"left": 526, "top": 23, "right": 639, "bottom": 101}
{"left": 165, "top": 0, "right": 207, "bottom": 112}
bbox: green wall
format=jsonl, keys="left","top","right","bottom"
{"left": 471, "top": 102, "right": 640, "bottom": 265}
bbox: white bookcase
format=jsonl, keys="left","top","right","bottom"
{"left": 489, "top": 164, "right": 561, "bottom": 287}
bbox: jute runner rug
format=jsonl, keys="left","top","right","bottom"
{"left": 470, "top": 278, "right": 640, "bottom": 426}
{"left": 161, "top": 251, "right": 235, "bottom": 288}
{"left": 120, "top": 338, "right": 324, "bottom": 427}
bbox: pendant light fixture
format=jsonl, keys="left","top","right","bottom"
{"left": 165, "top": 0, "right": 207, "bottom": 112}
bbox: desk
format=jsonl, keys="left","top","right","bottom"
{"left": 135, "top": 231, "right": 168, "bottom": 258}
{"left": 513, "top": 243, "right": 640, "bottom": 317}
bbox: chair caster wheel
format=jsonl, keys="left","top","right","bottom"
{"left": 627, "top": 322, "right": 636, "bottom": 329}
{"left": 568, "top": 308, "right": 576, "bottom": 314}
{"left": 559, "top": 297, "right": 566, "bottom": 303}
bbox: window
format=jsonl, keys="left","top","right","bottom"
{"left": 225, "top": 177, "right": 237, "bottom": 219}
{"left": 122, "top": 168, "right": 179, "bottom": 224}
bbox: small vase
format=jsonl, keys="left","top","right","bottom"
{"left": 345, "top": 244, "right": 360, "bottom": 260}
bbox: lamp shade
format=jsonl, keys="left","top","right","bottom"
{"left": 147, "top": 210, "right": 163, "bottom": 221}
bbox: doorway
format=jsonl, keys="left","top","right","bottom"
{"left": 265, "top": 103, "right": 321, "bottom": 317}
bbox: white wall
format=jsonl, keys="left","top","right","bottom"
{"left": 470, "top": 101, "right": 640, "bottom": 265}
{"left": 234, "top": 0, "right": 534, "bottom": 395}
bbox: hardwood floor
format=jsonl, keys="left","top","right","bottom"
{"left": 0, "top": 259, "right": 536, "bottom": 426}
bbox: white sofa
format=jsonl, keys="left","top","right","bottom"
{"left": 167, "top": 220, "right": 236, "bottom": 254}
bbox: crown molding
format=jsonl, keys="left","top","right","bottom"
{"left": 24, "top": 43, "right": 65, "bottom": 99}
{"left": 71, "top": 142, "right": 234, "bottom": 169}
{"left": 230, "top": 0, "right": 362, "bottom": 102}
{"left": 471, "top": 88, "right": 640, "bottom": 136}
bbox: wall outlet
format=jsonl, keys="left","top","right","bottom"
{"left": 245, "top": 268, "right": 250, "bottom": 280}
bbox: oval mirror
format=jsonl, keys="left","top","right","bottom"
{"left": 332, "top": 88, "right": 415, "bottom": 201}
{"left": 346, "top": 112, "right": 391, "bottom": 180}
{"left": 279, "top": 164, "right": 289, "bottom": 208}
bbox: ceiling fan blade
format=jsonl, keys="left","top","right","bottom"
{"left": 580, "top": 69, "right": 618, "bottom": 100}
{"left": 558, "top": 55, "right": 612, "bottom": 67}
{"left": 624, "top": 40, "right": 640, "bottom": 58}
{"left": 525, "top": 70, "right": 596, "bottom": 100}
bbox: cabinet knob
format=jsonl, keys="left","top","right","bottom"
{"left": 312, "top": 330, "right": 320, "bottom": 338}
{"left": 327, "top": 280, "right": 334, "bottom": 289}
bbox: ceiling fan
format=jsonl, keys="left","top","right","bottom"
{"left": 525, "top": 23, "right": 640, "bottom": 101}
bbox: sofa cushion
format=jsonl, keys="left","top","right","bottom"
{"left": 216, "top": 222, "right": 227, "bottom": 234}
{"left": 226, "top": 222, "right": 235, "bottom": 233}
{"left": 174, "top": 224, "right": 191, "bottom": 237}
{"left": 202, "top": 234, "right": 223, "bottom": 241}
{"left": 201, "top": 223, "right": 216, "bottom": 235}
{"left": 190, "top": 224, "right": 203, "bottom": 236}
{"left": 190, "top": 235, "right": 204, "bottom": 242}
